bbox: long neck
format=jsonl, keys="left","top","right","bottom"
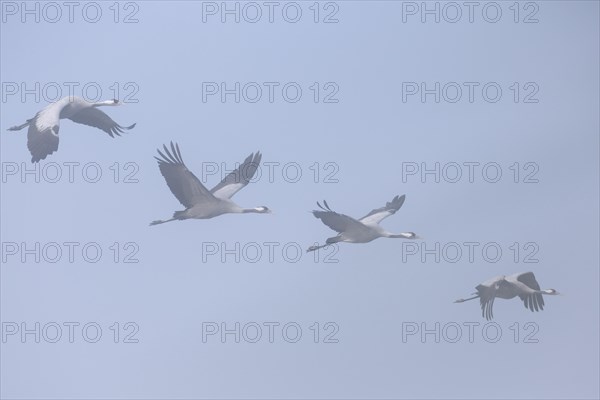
{"left": 455, "top": 294, "right": 479, "bottom": 303}
{"left": 93, "top": 100, "right": 118, "bottom": 107}
{"left": 241, "top": 207, "right": 263, "bottom": 214}
{"left": 386, "top": 232, "right": 415, "bottom": 239}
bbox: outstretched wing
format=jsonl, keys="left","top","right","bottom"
{"left": 26, "top": 103, "right": 64, "bottom": 162}
{"left": 359, "top": 195, "right": 406, "bottom": 226}
{"left": 512, "top": 272, "right": 545, "bottom": 312}
{"left": 312, "top": 201, "right": 372, "bottom": 235}
{"left": 68, "top": 107, "right": 136, "bottom": 138}
{"left": 476, "top": 276, "right": 505, "bottom": 321}
{"left": 154, "top": 142, "right": 217, "bottom": 208}
{"left": 27, "top": 121, "right": 59, "bottom": 163}
{"left": 514, "top": 272, "right": 541, "bottom": 291}
{"left": 210, "top": 152, "right": 262, "bottom": 199}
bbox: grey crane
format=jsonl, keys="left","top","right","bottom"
{"left": 454, "top": 272, "right": 559, "bottom": 320}
{"left": 8, "top": 96, "right": 136, "bottom": 162}
{"left": 150, "top": 142, "right": 270, "bottom": 225}
{"left": 307, "top": 195, "right": 419, "bottom": 252}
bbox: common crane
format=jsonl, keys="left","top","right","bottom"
{"left": 454, "top": 272, "right": 559, "bottom": 320}
{"left": 150, "top": 142, "right": 270, "bottom": 225}
{"left": 307, "top": 195, "right": 419, "bottom": 252}
{"left": 8, "top": 96, "right": 135, "bottom": 162}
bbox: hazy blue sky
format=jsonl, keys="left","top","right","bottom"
{"left": 1, "top": 1, "right": 598, "bottom": 399}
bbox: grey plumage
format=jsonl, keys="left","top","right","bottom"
{"left": 8, "top": 96, "right": 135, "bottom": 163}
{"left": 150, "top": 142, "right": 270, "bottom": 225}
{"left": 454, "top": 272, "right": 559, "bottom": 320}
{"left": 307, "top": 194, "right": 419, "bottom": 252}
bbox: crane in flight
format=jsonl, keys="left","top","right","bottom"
{"left": 307, "top": 194, "right": 420, "bottom": 252}
{"left": 8, "top": 96, "right": 136, "bottom": 162}
{"left": 454, "top": 272, "right": 559, "bottom": 320}
{"left": 150, "top": 142, "right": 271, "bottom": 225}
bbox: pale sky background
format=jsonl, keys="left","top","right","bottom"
{"left": 1, "top": 1, "right": 599, "bottom": 399}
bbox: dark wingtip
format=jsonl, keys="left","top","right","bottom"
{"left": 31, "top": 152, "right": 48, "bottom": 163}
{"left": 254, "top": 151, "right": 262, "bottom": 164}
{"left": 163, "top": 143, "right": 175, "bottom": 163}
{"left": 156, "top": 148, "right": 169, "bottom": 163}
{"left": 170, "top": 141, "right": 182, "bottom": 164}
